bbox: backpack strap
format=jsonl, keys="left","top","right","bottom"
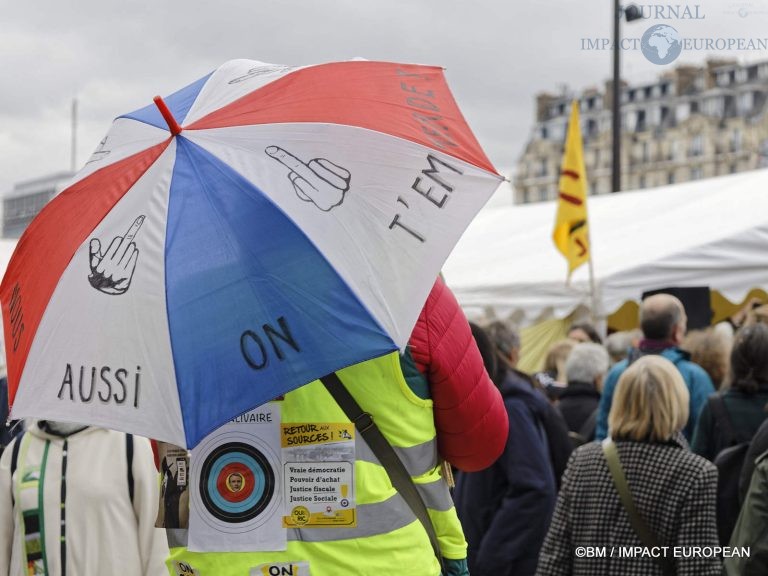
{"left": 126, "top": 433, "right": 135, "bottom": 506}
{"left": 708, "top": 395, "right": 742, "bottom": 446}
{"left": 9, "top": 432, "right": 22, "bottom": 507}
{"left": 320, "top": 373, "right": 445, "bottom": 574}
{"left": 602, "top": 439, "right": 676, "bottom": 576}
{"left": 10, "top": 433, "right": 21, "bottom": 478}
{"left": 578, "top": 407, "right": 599, "bottom": 442}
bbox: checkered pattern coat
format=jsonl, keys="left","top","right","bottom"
{"left": 535, "top": 436, "right": 721, "bottom": 576}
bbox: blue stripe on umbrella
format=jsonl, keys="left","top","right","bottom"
{"left": 165, "top": 138, "right": 396, "bottom": 446}
{"left": 119, "top": 72, "right": 213, "bottom": 129}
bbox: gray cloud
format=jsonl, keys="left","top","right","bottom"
{"left": 2, "top": 0, "right": 767, "bottom": 192}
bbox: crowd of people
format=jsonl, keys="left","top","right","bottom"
{"left": 2, "top": 284, "right": 768, "bottom": 575}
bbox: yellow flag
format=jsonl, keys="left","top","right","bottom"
{"left": 553, "top": 100, "right": 590, "bottom": 279}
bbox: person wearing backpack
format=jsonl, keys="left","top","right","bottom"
{"left": 691, "top": 323, "right": 768, "bottom": 544}
{"left": 0, "top": 421, "right": 168, "bottom": 576}
{"left": 739, "top": 410, "right": 768, "bottom": 503}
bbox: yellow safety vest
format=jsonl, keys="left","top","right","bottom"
{"left": 166, "top": 352, "right": 466, "bottom": 575}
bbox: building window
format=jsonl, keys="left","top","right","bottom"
{"left": 586, "top": 118, "right": 597, "bottom": 137}
{"left": 538, "top": 187, "right": 548, "bottom": 202}
{"left": 639, "top": 175, "right": 646, "bottom": 189}
{"left": 636, "top": 110, "right": 647, "bottom": 131}
{"left": 690, "top": 135, "right": 704, "bottom": 157}
{"left": 731, "top": 129, "right": 742, "bottom": 152}
{"left": 537, "top": 159, "right": 548, "bottom": 177}
{"left": 691, "top": 166, "right": 703, "bottom": 180}
{"left": 668, "top": 172, "right": 675, "bottom": 184}
{"left": 523, "top": 188, "right": 531, "bottom": 203}
{"left": 690, "top": 101, "right": 700, "bottom": 114}
{"left": 739, "top": 92, "right": 754, "bottom": 114}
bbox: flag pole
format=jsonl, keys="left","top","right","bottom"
{"left": 585, "top": 217, "right": 599, "bottom": 327}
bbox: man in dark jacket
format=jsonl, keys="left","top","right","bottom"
{"left": 454, "top": 353, "right": 556, "bottom": 576}
{"left": 484, "top": 321, "right": 572, "bottom": 487}
{"left": 455, "top": 322, "right": 559, "bottom": 576}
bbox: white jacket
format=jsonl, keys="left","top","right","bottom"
{"left": 0, "top": 422, "right": 168, "bottom": 576}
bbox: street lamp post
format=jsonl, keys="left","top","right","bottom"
{"left": 612, "top": 3, "right": 642, "bottom": 193}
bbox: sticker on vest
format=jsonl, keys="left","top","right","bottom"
{"left": 188, "top": 404, "right": 286, "bottom": 552}
{"left": 250, "top": 561, "right": 311, "bottom": 576}
{"left": 282, "top": 423, "right": 356, "bottom": 528}
{"left": 156, "top": 442, "right": 191, "bottom": 529}
{"left": 172, "top": 560, "right": 199, "bottom": 576}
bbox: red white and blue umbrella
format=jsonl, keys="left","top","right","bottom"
{"left": 2, "top": 59, "right": 501, "bottom": 448}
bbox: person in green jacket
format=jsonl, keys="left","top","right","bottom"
{"left": 726, "top": 450, "right": 768, "bottom": 575}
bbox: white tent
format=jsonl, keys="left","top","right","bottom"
{"left": 443, "top": 168, "right": 768, "bottom": 324}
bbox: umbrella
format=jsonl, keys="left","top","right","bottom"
{"left": 2, "top": 58, "right": 501, "bottom": 448}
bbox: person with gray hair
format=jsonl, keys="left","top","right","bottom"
{"left": 484, "top": 320, "right": 521, "bottom": 374}
{"left": 481, "top": 320, "right": 573, "bottom": 486}
{"left": 558, "top": 343, "right": 610, "bottom": 445}
{"left": 604, "top": 329, "right": 641, "bottom": 365}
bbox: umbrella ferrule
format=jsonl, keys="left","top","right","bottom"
{"left": 153, "top": 96, "right": 183, "bottom": 136}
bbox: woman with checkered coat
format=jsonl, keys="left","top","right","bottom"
{"left": 535, "top": 356, "right": 721, "bottom": 576}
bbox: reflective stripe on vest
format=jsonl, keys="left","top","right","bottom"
{"left": 168, "top": 479, "right": 455, "bottom": 549}
{"left": 355, "top": 436, "right": 438, "bottom": 477}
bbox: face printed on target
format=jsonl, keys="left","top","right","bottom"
{"left": 228, "top": 473, "right": 244, "bottom": 492}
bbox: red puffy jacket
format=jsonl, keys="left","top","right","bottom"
{"left": 409, "top": 277, "right": 508, "bottom": 472}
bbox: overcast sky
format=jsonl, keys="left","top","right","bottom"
{"left": 2, "top": 0, "right": 768, "bottom": 195}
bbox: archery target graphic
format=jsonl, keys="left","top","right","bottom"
{"left": 191, "top": 430, "right": 282, "bottom": 533}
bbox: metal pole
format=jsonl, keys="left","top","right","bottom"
{"left": 612, "top": 0, "right": 621, "bottom": 192}
{"left": 71, "top": 98, "right": 78, "bottom": 172}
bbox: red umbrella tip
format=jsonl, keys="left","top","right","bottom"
{"left": 153, "top": 96, "right": 183, "bottom": 136}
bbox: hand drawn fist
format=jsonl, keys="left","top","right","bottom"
{"left": 88, "top": 216, "right": 144, "bottom": 295}
{"left": 266, "top": 146, "right": 351, "bottom": 211}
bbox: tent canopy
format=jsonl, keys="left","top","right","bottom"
{"left": 443, "top": 168, "right": 768, "bottom": 324}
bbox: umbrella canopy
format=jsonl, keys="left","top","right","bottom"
{"left": 2, "top": 59, "right": 501, "bottom": 448}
